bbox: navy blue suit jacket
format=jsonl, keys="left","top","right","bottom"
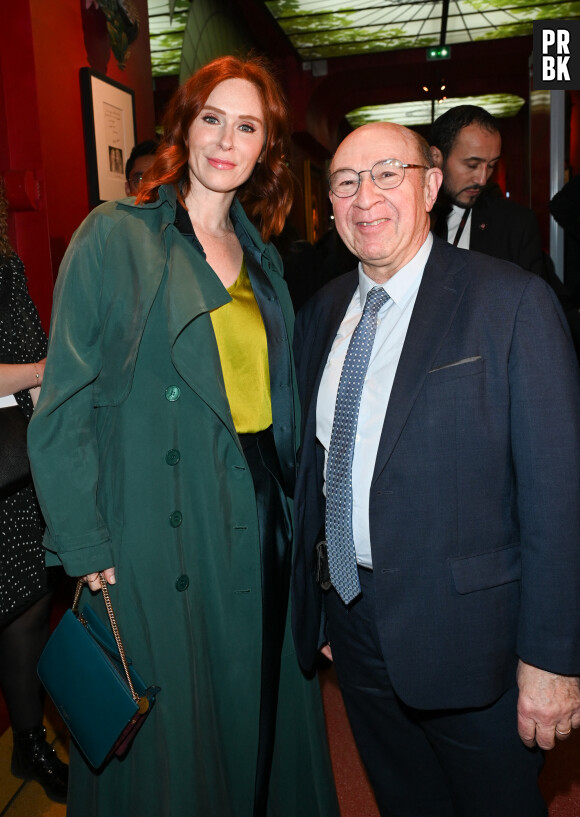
{"left": 292, "top": 236, "right": 580, "bottom": 710}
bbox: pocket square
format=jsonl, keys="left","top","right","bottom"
{"left": 429, "top": 356, "right": 482, "bottom": 373}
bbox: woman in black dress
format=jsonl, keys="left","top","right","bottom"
{"left": 0, "top": 181, "right": 67, "bottom": 802}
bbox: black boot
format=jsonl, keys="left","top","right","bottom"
{"left": 11, "top": 725, "right": 68, "bottom": 803}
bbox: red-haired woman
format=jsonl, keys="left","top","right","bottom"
{"left": 29, "top": 56, "right": 339, "bottom": 817}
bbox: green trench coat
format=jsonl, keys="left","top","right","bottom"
{"left": 28, "top": 187, "right": 339, "bottom": 817}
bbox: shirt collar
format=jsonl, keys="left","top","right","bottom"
{"left": 357, "top": 232, "right": 433, "bottom": 310}
{"left": 450, "top": 203, "right": 471, "bottom": 223}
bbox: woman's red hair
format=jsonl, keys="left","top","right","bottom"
{"left": 137, "top": 55, "right": 294, "bottom": 242}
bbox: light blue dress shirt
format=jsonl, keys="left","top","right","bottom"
{"left": 316, "top": 234, "right": 432, "bottom": 568}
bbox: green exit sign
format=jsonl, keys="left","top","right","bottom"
{"left": 427, "top": 45, "right": 451, "bottom": 60}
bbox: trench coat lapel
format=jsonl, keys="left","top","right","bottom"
{"left": 164, "top": 225, "right": 235, "bottom": 432}
{"left": 372, "top": 238, "right": 470, "bottom": 483}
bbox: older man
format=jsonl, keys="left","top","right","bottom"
{"left": 292, "top": 122, "right": 580, "bottom": 817}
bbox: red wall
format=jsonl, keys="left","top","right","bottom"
{"left": 0, "top": 0, "right": 155, "bottom": 328}
{"left": 0, "top": 2, "right": 53, "bottom": 329}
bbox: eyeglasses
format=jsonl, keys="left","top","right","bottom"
{"left": 329, "top": 159, "right": 430, "bottom": 198}
{"left": 128, "top": 173, "right": 144, "bottom": 189}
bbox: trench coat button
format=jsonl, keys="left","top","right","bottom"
{"left": 165, "top": 449, "right": 181, "bottom": 466}
{"left": 175, "top": 574, "right": 189, "bottom": 592}
{"left": 165, "top": 385, "right": 181, "bottom": 401}
{"left": 169, "top": 510, "right": 183, "bottom": 527}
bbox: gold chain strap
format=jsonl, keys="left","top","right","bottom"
{"left": 72, "top": 572, "right": 139, "bottom": 704}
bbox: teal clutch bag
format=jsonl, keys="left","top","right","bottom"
{"left": 37, "top": 574, "right": 160, "bottom": 769}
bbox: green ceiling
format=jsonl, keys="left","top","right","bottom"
{"left": 264, "top": 0, "right": 580, "bottom": 60}
{"left": 146, "top": 1, "right": 578, "bottom": 127}
{"left": 149, "top": 1, "right": 580, "bottom": 76}
{"left": 148, "top": 0, "right": 190, "bottom": 77}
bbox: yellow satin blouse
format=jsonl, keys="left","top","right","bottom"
{"left": 210, "top": 259, "right": 272, "bottom": 433}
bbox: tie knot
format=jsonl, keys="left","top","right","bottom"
{"left": 365, "top": 286, "right": 389, "bottom": 314}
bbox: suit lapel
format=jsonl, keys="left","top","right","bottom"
{"left": 468, "top": 195, "right": 491, "bottom": 254}
{"left": 302, "top": 272, "right": 359, "bottom": 447}
{"left": 372, "top": 238, "right": 470, "bottom": 483}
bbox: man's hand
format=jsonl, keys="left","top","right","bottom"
{"left": 320, "top": 643, "right": 333, "bottom": 662}
{"left": 517, "top": 660, "right": 580, "bottom": 749}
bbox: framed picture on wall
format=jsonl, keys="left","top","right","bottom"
{"left": 80, "top": 68, "right": 136, "bottom": 207}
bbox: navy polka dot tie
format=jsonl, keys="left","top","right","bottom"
{"left": 325, "top": 286, "right": 390, "bottom": 604}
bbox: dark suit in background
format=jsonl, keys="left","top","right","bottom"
{"left": 429, "top": 105, "right": 545, "bottom": 281}
{"left": 432, "top": 189, "right": 546, "bottom": 277}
